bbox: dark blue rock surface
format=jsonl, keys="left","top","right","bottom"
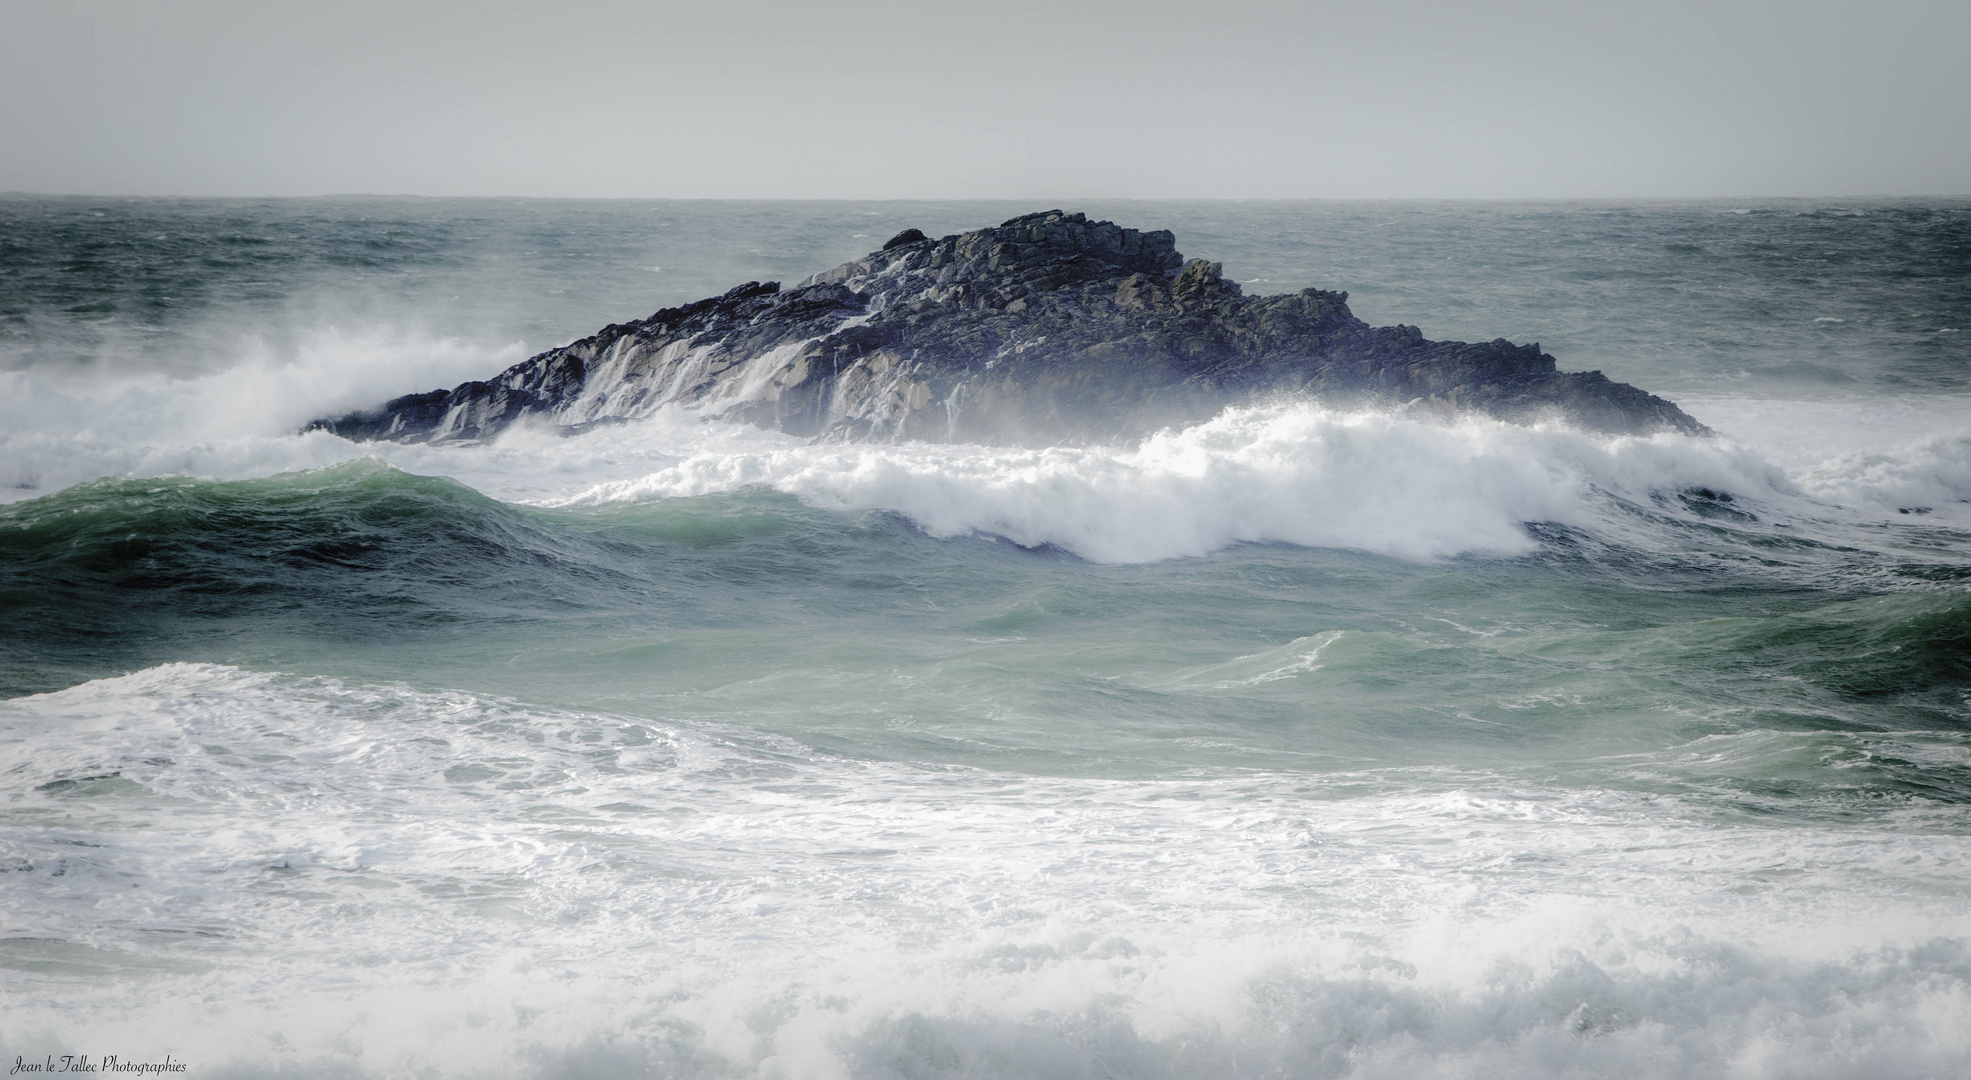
{"left": 310, "top": 211, "right": 1707, "bottom": 445}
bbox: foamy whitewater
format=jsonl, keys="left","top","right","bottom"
{"left": 2, "top": 198, "right": 1968, "bottom": 1079}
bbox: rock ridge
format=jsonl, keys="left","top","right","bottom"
{"left": 309, "top": 210, "right": 1708, "bottom": 445}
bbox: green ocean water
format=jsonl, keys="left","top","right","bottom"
{"left": 1, "top": 197, "right": 1968, "bottom": 1079}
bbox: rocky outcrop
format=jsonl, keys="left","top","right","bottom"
{"left": 309, "top": 211, "right": 1707, "bottom": 445}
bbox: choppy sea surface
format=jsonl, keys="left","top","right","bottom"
{"left": 2, "top": 197, "right": 1969, "bottom": 1079}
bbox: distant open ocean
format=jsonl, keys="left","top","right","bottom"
{"left": 3, "top": 196, "right": 1968, "bottom": 1079}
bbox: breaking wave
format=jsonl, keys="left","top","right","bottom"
{"left": 3, "top": 663, "right": 1967, "bottom": 1079}
{"left": 549, "top": 404, "right": 1786, "bottom": 563}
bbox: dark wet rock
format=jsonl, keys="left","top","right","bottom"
{"left": 308, "top": 210, "right": 1708, "bottom": 445}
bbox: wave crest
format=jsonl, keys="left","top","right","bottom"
{"left": 550, "top": 404, "right": 1781, "bottom": 563}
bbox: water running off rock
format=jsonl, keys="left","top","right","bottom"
{"left": 310, "top": 211, "right": 1707, "bottom": 445}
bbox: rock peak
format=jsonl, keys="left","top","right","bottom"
{"left": 801, "top": 210, "right": 1184, "bottom": 294}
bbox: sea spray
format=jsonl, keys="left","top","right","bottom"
{"left": 4, "top": 198, "right": 1968, "bottom": 1079}
{"left": 548, "top": 403, "right": 1786, "bottom": 562}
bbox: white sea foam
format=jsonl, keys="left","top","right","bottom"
{"left": 3, "top": 332, "right": 1965, "bottom": 564}
{"left": 1689, "top": 396, "right": 1971, "bottom": 522}
{"left": 1164, "top": 630, "right": 1346, "bottom": 687}
{"left": 545, "top": 404, "right": 1787, "bottom": 563}
{"left": 2, "top": 664, "right": 1967, "bottom": 1079}
{"left": 0, "top": 324, "right": 527, "bottom": 501}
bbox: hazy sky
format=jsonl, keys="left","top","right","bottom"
{"left": 3, "top": 0, "right": 1965, "bottom": 198}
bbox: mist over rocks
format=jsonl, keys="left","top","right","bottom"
{"left": 308, "top": 211, "right": 1708, "bottom": 445}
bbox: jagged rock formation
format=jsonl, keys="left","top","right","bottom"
{"left": 309, "top": 211, "right": 1707, "bottom": 445}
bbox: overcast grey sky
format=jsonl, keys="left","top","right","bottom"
{"left": 2, "top": 0, "right": 1965, "bottom": 198}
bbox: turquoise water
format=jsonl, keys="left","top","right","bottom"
{"left": 2, "top": 198, "right": 1969, "bottom": 1078}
